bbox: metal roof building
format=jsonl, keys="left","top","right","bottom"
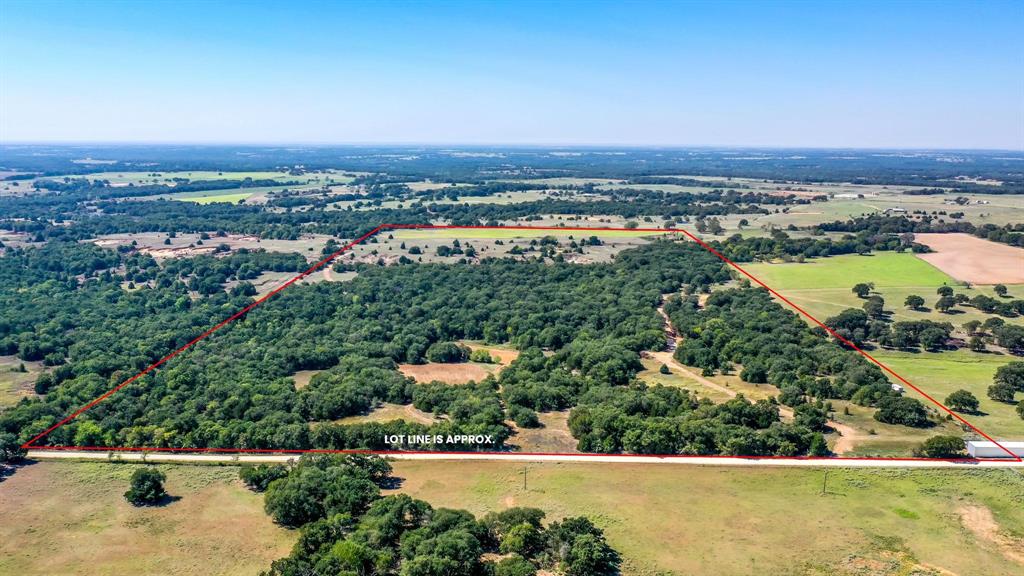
{"left": 966, "top": 441, "right": 1024, "bottom": 459}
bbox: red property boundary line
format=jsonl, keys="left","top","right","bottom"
{"left": 21, "top": 224, "right": 1022, "bottom": 462}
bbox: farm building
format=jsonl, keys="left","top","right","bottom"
{"left": 966, "top": 441, "right": 1024, "bottom": 458}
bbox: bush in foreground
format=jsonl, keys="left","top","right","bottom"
{"left": 124, "top": 467, "right": 167, "bottom": 506}
{"left": 914, "top": 435, "right": 967, "bottom": 459}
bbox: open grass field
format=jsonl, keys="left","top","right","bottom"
{"left": 869, "top": 349, "right": 1023, "bottom": 440}
{"left": 391, "top": 461, "right": 1024, "bottom": 576}
{"left": 339, "top": 226, "right": 659, "bottom": 265}
{"left": 0, "top": 462, "right": 294, "bottom": 576}
{"left": 745, "top": 253, "right": 1024, "bottom": 328}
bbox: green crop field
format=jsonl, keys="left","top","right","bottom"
{"left": 745, "top": 253, "right": 1024, "bottom": 327}
{"left": 870, "top": 349, "right": 1023, "bottom": 439}
{"left": 391, "top": 461, "right": 1024, "bottom": 576}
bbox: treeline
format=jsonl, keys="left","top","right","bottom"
{"left": 816, "top": 215, "right": 1024, "bottom": 248}
{"left": 250, "top": 455, "right": 620, "bottom": 576}
{"left": 708, "top": 229, "right": 929, "bottom": 263}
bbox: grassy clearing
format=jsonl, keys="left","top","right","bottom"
{"left": 0, "top": 462, "right": 294, "bottom": 576}
{"left": 0, "top": 355, "right": 39, "bottom": 408}
{"left": 869, "top": 349, "right": 1023, "bottom": 439}
{"left": 391, "top": 461, "right": 1024, "bottom": 576}
{"left": 507, "top": 411, "right": 578, "bottom": 453}
{"left": 335, "top": 402, "right": 438, "bottom": 426}
{"left": 398, "top": 362, "right": 499, "bottom": 384}
{"left": 745, "top": 253, "right": 1024, "bottom": 327}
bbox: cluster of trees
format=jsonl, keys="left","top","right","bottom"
{"left": 670, "top": 288, "right": 906, "bottom": 410}
{"left": 568, "top": 383, "right": 829, "bottom": 456}
{"left": 249, "top": 455, "right": 620, "bottom": 576}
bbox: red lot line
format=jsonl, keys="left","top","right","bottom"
{"left": 22, "top": 224, "right": 1021, "bottom": 461}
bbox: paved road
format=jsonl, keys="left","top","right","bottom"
{"left": 27, "top": 450, "right": 1024, "bottom": 468}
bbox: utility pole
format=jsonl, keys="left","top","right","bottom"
{"left": 521, "top": 466, "right": 527, "bottom": 491}
{"left": 821, "top": 470, "right": 829, "bottom": 495}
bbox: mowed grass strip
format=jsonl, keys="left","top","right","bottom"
{"left": 390, "top": 461, "right": 1024, "bottom": 576}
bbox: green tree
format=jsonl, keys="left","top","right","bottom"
{"left": 904, "top": 294, "right": 925, "bottom": 310}
{"left": 994, "top": 362, "right": 1024, "bottom": 392}
{"left": 0, "top": 432, "right": 26, "bottom": 463}
{"left": 1017, "top": 400, "right": 1024, "bottom": 421}
{"left": 495, "top": 555, "right": 537, "bottom": 576}
{"left": 851, "top": 283, "right": 872, "bottom": 298}
{"left": 987, "top": 381, "right": 1017, "bottom": 403}
{"left": 934, "top": 295, "right": 956, "bottom": 313}
{"left": 425, "top": 342, "right": 470, "bottom": 363}
{"left": 915, "top": 435, "right": 966, "bottom": 458}
{"left": 659, "top": 363, "right": 670, "bottom": 375}
{"left": 863, "top": 296, "right": 885, "bottom": 318}
{"left": 994, "top": 284, "right": 1008, "bottom": 297}
{"left": 499, "top": 522, "right": 543, "bottom": 557}
{"left": 944, "top": 389, "right": 979, "bottom": 413}
{"left": 937, "top": 286, "right": 954, "bottom": 297}
{"left": 124, "top": 467, "right": 167, "bottom": 506}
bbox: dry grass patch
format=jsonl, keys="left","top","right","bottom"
{"left": 399, "top": 362, "right": 499, "bottom": 384}
{"left": 0, "top": 462, "right": 294, "bottom": 576}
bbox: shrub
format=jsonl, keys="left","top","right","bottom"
{"left": 915, "top": 435, "right": 966, "bottom": 459}
{"left": 469, "top": 349, "right": 495, "bottom": 364}
{"left": 240, "top": 464, "right": 289, "bottom": 492}
{"left": 124, "top": 467, "right": 167, "bottom": 506}
{"left": 509, "top": 405, "right": 541, "bottom": 428}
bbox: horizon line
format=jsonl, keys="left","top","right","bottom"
{"left": 2, "top": 141, "right": 1022, "bottom": 153}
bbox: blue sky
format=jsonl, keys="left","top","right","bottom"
{"left": 1, "top": 0, "right": 1021, "bottom": 148}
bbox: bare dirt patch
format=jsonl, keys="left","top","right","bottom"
{"left": 913, "top": 233, "right": 1024, "bottom": 284}
{"left": 958, "top": 505, "right": 1024, "bottom": 565}
{"left": 399, "top": 362, "right": 498, "bottom": 384}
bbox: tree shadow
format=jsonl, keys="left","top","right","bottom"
{"left": 0, "top": 458, "right": 36, "bottom": 483}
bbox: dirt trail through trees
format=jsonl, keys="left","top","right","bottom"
{"left": 656, "top": 301, "right": 861, "bottom": 454}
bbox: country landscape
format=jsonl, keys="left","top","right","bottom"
{"left": 2, "top": 1, "right": 1022, "bottom": 575}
